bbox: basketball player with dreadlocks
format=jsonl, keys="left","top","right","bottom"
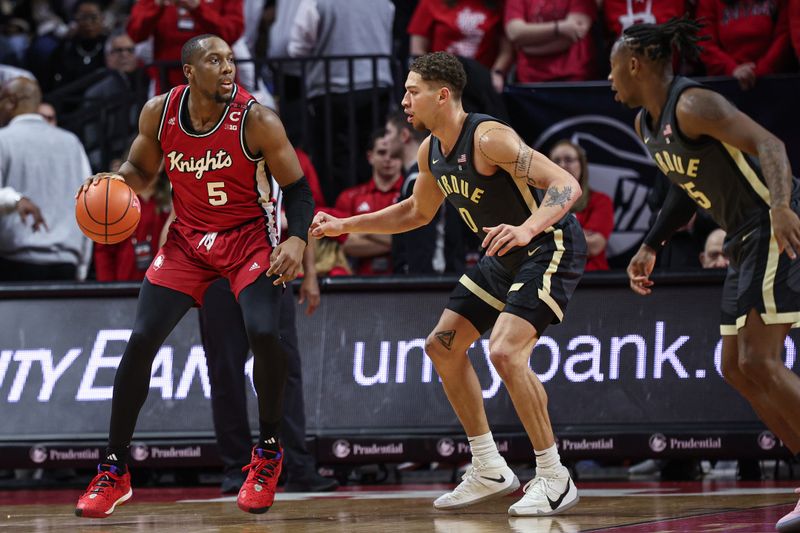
{"left": 609, "top": 17, "right": 800, "bottom": 532}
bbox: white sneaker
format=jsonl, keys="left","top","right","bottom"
{"left": 433, "top": 459, "right": 519, "bottom": 510}
{"left": 508, "top": 469, "right": 579, "bottom": 516}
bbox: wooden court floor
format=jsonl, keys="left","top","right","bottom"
{"left": 1, "top": 482, "right": 797, "bottom": 532}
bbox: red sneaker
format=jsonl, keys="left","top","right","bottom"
{"left": 75, "top": 464, "right": 132, "bottom": 518}
{"left": 778, "top": 488, "right": 800, "bottom": 532}
{"left": 237, "top": 446, "right": 283, "bottom": 514}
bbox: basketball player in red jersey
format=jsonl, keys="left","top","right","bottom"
{"left": 74, "top": 34, "right": 314, "bottom": 518}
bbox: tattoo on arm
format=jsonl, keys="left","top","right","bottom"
{"left": 758, "top": 136, "right": 792, "bottom": 208}
{"left": 515, "top": 143, "right": 533, "bottom": 180}
{"left": 478, "top": 127, "right": 540, "bottom": 186}
{"left": 435, "top": 330, "right": 456, "bottom": 350}
{"left": 543, "top": 185, "right": 573, "bottom": 208}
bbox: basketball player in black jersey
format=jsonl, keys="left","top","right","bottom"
{"left": 609, "top": 18, "right": 800, "bottom": 532}
{"left": 312, "top": 52, "right": 587, "bottom": 516}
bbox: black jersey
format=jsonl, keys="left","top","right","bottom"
{"left": 429, "top": 113, "right": 571, "bottom": 266}
{"left": 641, "top": 76, "right": 799, "bottom": 235}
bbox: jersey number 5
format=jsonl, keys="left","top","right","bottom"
{"left": 678, "top": 181, "right": 711, "bottom": 209}
{"left": 207, "top": 182, "right": 228, "bottom": 206}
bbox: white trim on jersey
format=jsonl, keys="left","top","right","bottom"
{"left": 240, "top": 100, "right": 264, "bottom": 162}
{"left": 176, "top": 84, "right": 238, "bottom": 138}
{"left": 258, "top": 176, "right": 283, "bottom": 247}
{"left": 157, "top": 87, "right": 175, "bottom": 142}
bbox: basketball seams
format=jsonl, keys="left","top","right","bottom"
{"left": 76, "top": 179, "right": 140, "bottom": 245}
{"left": 77, "top": 218, "right": 139, "bottom": 244}
{"left": 106, "top": 180, "right": 133, "bottom": 225}
{"left": 104, "top": 178, "right": 110, "bottom": 242}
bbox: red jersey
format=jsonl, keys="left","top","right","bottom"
{"left": 602, "top": 0, "right": 686, "bottom": 40}
{"left": 505, "top": 0, "right": 597, "bottom": 82}
{"left": 574, "top": 190, "right": 614, "bottom": 272}
{"left": 697, "top": 0, "right": 794, "bottom": 76}
{"left": 792, "top": 0, "right": 800, "bottom": 60}
{"left": 94, "top": 196, "right": 171, "bottom": 281}
{"left": 408, "top": 0, "right": 504, "bottom": 69}
{"left": 159, "top": 84, "right": 264, "bottom": 232}
{"left": 333, "top": 177, "right": 403, "bottom": 275}
{"left": 126, "top": 0, "right": 244, "bottom": 93}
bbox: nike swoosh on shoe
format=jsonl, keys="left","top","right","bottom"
{"left": 546, "top": 478, "right": 571, "bottom": 510}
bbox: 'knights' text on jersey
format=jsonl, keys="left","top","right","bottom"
{"left": 158, "top": 83, "right": 265, "bottom": 232}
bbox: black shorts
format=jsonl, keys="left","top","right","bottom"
{"left": 446, "top": 218, "right": 587, "bottom": 335}
{"left": 721, "top": 209, "right": 800, "bottom": 335}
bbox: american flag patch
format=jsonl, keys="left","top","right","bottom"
{"left": 457, "top": 154, "right": 467, "bottom": 163}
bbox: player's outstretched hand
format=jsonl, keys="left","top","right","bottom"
{"left": 267, "top": 236, "right": 305, "bottom": 286}
{"left": 627, "top": 245, "right": 657, "bottom": 295}
{"left": 310, "top": 211, "right": 345, "bottom": 238}
{"left": 772, "top": 206, "right": 800, "bottom": 260}
{"left": 482, "top": 224, "right": 534, "bottom": 257}
{"left": 76, "top": 173, "right": 124, "bottom": 199}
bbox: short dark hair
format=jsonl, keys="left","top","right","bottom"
{"left": 386, "top": 110, "right": 428, "bottom": 143}
{"left": 181, "top": 34, "right": 216, "bottom": 66}
{"left": 409, "top": 52, "right": 467, "bottom": 99}
{"left": 367, "top": 127, "right": 387, "bottom": 151}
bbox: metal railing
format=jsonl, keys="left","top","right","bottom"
{"left": 45, "top": 55, "right": 405, "bottom": 203}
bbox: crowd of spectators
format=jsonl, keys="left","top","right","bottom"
{"left": 1, "top": 0, "right": 799, "bottom": 282}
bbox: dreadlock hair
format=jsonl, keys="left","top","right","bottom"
{"left": 621, "top": 15, "right": 708, "bottom": 64}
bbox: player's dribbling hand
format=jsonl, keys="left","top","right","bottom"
{"left": 310, "top": 212, "right": 345, "bottom": 238}
{"left": 627, "top": 245, "right": 657, "bottom": 296}
{"left": 76, "top": 173, "right": 125, "bottom": 199}
{"left": 267, "top": 236, "right": 305, "bottom": 286}
{"left": 771, "top": 206, "right": 800, "bottom": 260}
{"left": 482, "top": 224, "right": 534, "bottom": 257}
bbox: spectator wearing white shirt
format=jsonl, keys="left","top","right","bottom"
{"left": 288, "top": 0, "right": 395, "bottom": 205}
{"left": 0, "top": 77, "right": 92, "bottom": 281}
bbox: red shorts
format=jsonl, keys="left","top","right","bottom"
{"left": 146, "top": 217, "right": 273, "bottom": 305}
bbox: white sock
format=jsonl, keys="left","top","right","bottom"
{"left": 534, "top": 444, "right": 563, "bottom": 476}
{"left": 468, "top": 431, "right": 505, "bottom": 467}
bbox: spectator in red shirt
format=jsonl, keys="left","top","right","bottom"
{"left": 94, "top": 170, "right": 171, "bottom": 281}
{"left": 330, "top": 131, "right": 403, "bottom": 275}
{"left": 126, "top": 0, "right": 244, "bottom": 93}
{"left": 408, "top": 0, "right": 514, "bottom": 91}
{"left": 600, "top": 0, "right": 687, "bottom": 44}
{"left": 550, "top": 140, "right": 613, "bottom": 271}
{"left": 505, "top": 0, "right": 597, "bottom": 82}
{"left": 791, "top": 0, "right": 800, "bottom": 60}
{"left": 697, "top": 0, "right": 795, "bottom": 90}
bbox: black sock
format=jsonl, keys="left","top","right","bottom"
{"left": 103, "top": 446, "right": 129, "bottom": 471}
{"left": 259, "top": 434, "right": 281, "bottom": 453}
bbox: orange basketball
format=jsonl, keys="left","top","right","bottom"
{"left": 75, "top": 178, "right": 141, "bottom": 244}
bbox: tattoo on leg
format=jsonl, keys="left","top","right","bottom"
{"left": 543, "top": 185, "right": 572, "bottom": 208}
{"left": 435, "top": 330, "right": 456, "bottom": 350}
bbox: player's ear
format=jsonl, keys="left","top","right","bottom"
{"left": 183, "top": 64, "right": 193, "bottom": 82}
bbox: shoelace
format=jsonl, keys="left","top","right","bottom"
{"left": 242, "top": 449, "right": 281, "bottom": 485}
{"left": 522, "top": 474, "right": 564, "bottom": 498}
{"left": 449, "top": 460, "right": 490, "bottom": 497}
{"left": 85, "top": 466, "right": 120, "bottom": 495}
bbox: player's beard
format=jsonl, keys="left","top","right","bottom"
{"left": 214, "top": 91, "right": 232, "bottom": 104}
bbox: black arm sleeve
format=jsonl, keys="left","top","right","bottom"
{"left": 643, "top": 183, "right": 697, "bottom": 251}
{"left": 282, "top": 176, "right": 315, "bottom": 242}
